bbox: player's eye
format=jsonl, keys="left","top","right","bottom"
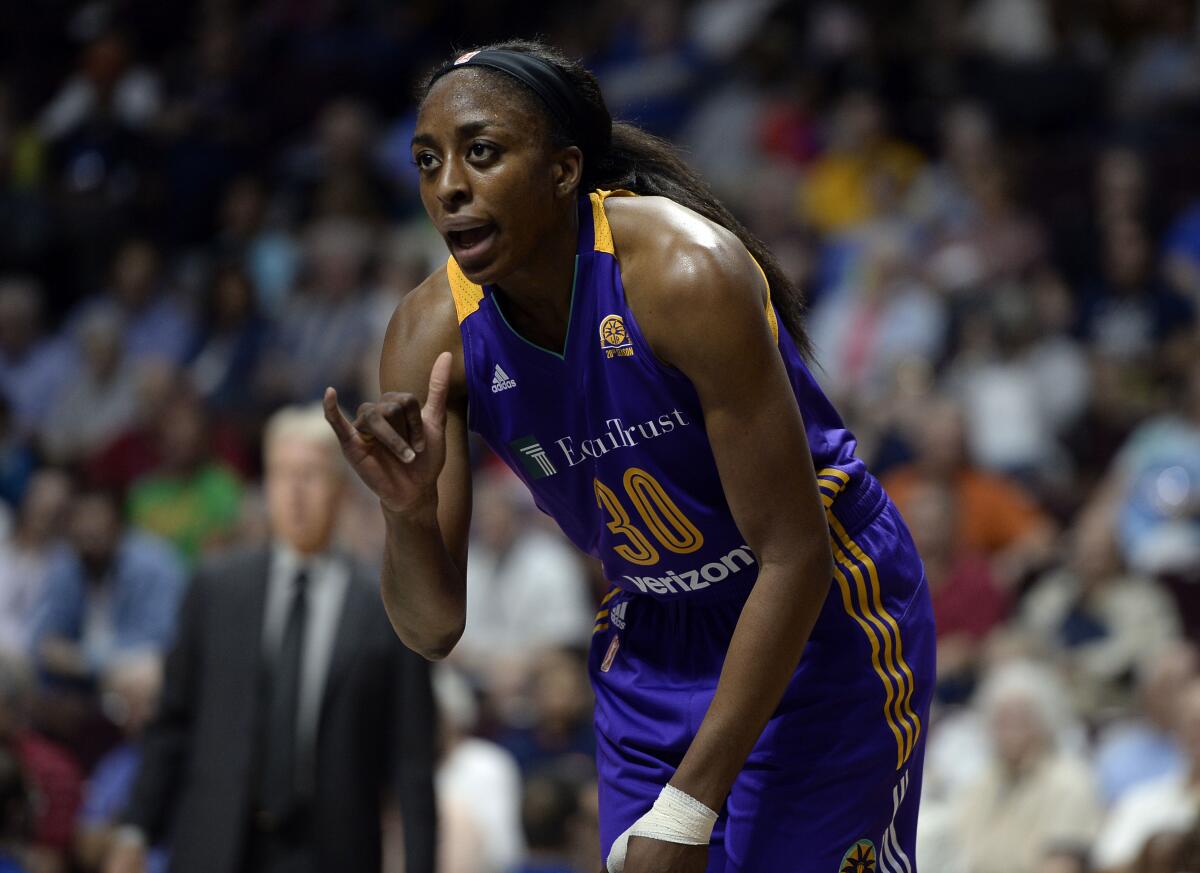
{"left": 468, "top": 142, "right": 498, "bottom": 162}
{"left": 413, "top": 151, "right": 440, "bottom": 171}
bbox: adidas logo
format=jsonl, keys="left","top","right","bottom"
{"left": 491, "top": 364, "right": 517, "bottom": 393}
{"left": 610, "top": 601, "right": 627, "bottom": 630}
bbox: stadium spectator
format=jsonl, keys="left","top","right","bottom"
{"left": 1093, "top": 644, "right": 1197, "bottom": 807}
{"left": 211, "top": 176, "right": 300, "bottom": 317}
{"left": 1018, "top": 512, "right": 1182, "bottom": 719}
{"left": 73, "top": 655, "right": 166, "bottom": 873}
{"left": 434, "top": 665, "right": 523, "bottom": 873}
{"left": 883, "top": 396, "right": 1057, "bottom": 585}
{"left": 125, "top": 390, "right": 243, "bottom": 566}
{"left": 799, "top": 90, "right": 924, "bottom": 236}
{"left": 1079, "top": 218, "right": 1194, "bottom": 366}
{"left": 0, "top": 397, "right": 36, "bottom": 512}
{"left": 498, "top": 648, "right": 596, "bottom": 776}
{"left": 30, "top": 486, "right": 184, "bottom": 686}
{"left": 905, "top": 481, "right": 1009, "bottom": 704}
{"left": 955, "top": 662, "right": 1102, "bottom": 873}
{"left": 38, "top": 310, "right": 139, "bottom": 466}
{"left": 0, "top": 280, "right": 74, "bottom": 443}
{"left": 184, "top": 265, "right": 268, "bottom": 416}
{"left": 0, "top": 471, "right": 71, "bottom": 659}
{"left": 454, "top": 470, "right": 593, "bottom": 688}
{"left": 1093, "top": 678, "right": 1200, "bottom": 871}
{"left": 0, "top": 744, "right": 32, "bottom": 873}
{"left": 71, "top": 239, "right": 194, "bottom": 368}
{"left": 0, "top": 654, "right": 81, "bottom": 873}
{"left": 254, "top": 218, "right": 374, "bottom": 404}
{"left": 1082, "top": 357, "right": 1200, "bottom": 577}
{"left": 105, "top": 403, "right": 436, "bottom": 873}
{"left": 513, "top": 770, "right": 582, "bottom": 873}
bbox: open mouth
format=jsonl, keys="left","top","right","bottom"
{"left": 447, "top": 223, "right": 497, "bottom": 260}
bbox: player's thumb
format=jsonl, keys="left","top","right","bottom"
{"left": 423, "top": 351, "right": 452, "bottom": 427}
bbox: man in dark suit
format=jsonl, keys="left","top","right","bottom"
{"left": 104, "top": 404, "right": 437, "bottom": 873}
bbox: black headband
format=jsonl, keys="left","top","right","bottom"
{"left": 428, "top": 49, "right": 606, "bottom": 157}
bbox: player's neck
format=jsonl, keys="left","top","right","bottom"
{"left": 493, "top": 217, "right": 579, "bottom": 338}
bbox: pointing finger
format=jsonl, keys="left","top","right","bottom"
{"left": 424, "top": 351, "right": 452, "bottom": 429}
{"left": 323, "top": 388, "right": 358, "bottom": 444}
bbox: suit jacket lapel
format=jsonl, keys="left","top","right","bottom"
{"left": 227, "top": 550, "right": 271, "bottom": 705}
{"left": 319, "top": 562, "right": 369, "bottom": 723}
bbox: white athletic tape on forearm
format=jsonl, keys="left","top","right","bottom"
{"left": 606, "top": 784, "right": 718, "bottom": 872}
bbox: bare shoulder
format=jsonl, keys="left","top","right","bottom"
{"left": 601, "top": 195, "right": 767, "bottom": 357}
{"left": 380, "top": 264, "right": 467, "bottom": 400}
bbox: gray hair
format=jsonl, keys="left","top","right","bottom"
{"left": 263, "top": 402, "right": 344, "bottom": 466}
{"left": 978, "top": 660, "right": 1074, "bottom": 748}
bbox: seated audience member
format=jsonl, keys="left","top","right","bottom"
{"left": 31, "top": 487, "right": 185, "bottom": 685}
{"left": 883, "top": 397, "right": 1056, "bottom": 586}
{"left": 1019, "top": 512, "right": 1182, "bottom": 718}
{"left": 1093, "top": 645, "right": 1196, "bottom": 806}
{"left": 0, "top": 278, "right": 74, "bottom": 442}
{"left": 0, "top": 744, "right": 32, "bottom": 873}
{"left": 0, "top": 655, "right": 81, "bottom": 873}
{"left": 0, "top": 397, "right": 36, "bottom": 511}
{"left": 434, "top": 666, "right": 522, "bottom": 873}
{"left": 498, "top": 648, "right": 596, "bottom": 776}
{"left": 453, "top": 470, "right": 593, "bottom": 687}
{"left": 126, "top": 390, "right": 243, "bottom": 566}
{"left": 67, "top": 239, "right": 194, "bottom": 368}
{"left": 905, "top": 481, "right": 1010, "bottom": 703}
{"left": 39, "top": 310, "right": 139, "bottom": 467}
{"left": 0, "top": 472, "right": 71, "bottom": 659}
{"left": 1093, "top": 678, "right": 1200, "bottom": 871}
{"left": 74, "top": 655, "right": 166, "bottom": 873}
{"left": 1082, "top": 358, "right": 1200, "bottom": 577}
{"left": 513, "top": 771, "right": 582, "bottom": 873}
{"left": 184, "top": 265, "right": 267, "bottom": 415}
{"left": 957, "top": 662, "right": 1102, "bottom": 873}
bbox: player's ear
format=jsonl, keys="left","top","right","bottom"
{"left": 551, "top": 145, "right": 583, "bottom": 199}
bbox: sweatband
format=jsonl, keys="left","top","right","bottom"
{"left": 606, "top": 784, "right": 718, "bottom": 872}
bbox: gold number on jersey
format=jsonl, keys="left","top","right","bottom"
{"left": 594, "top": 469, "right": 705, "bottom": 565}
{"left": 622, "top": 467, "right": 704, "bottom": 554}
{"left": 594, "top": 478, "right": 660, "bottom": 565}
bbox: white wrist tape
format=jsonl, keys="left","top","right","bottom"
{"left": 605, "top": 784, "right": 718, "bottom": 872}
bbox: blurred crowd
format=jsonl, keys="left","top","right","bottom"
{"left": 0, "top": 0, "right": 1199, "bottom": 871}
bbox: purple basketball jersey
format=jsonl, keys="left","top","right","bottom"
{"left": 450, "top": 190, "right": 876, "bottom": 604}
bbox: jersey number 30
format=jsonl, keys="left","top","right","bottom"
{"left": 594, "top": 467, "right": 704, "bottom": 566}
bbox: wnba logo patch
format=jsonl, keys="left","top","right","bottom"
{"left": 599, "top": 314, "right": 634, "bottom": 358}
{"left": 839, "top": 839, "right": 876, "bottom": 873}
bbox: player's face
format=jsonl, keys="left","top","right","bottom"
{"left": 413, "top": 71, "right": 568, "bottom": 285}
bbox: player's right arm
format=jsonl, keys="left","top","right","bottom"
{"left": 323, "top": 269, "right": 472, "bottom": 660}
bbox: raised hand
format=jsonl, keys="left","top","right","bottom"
{"left": 323, "top": 351, "right": 452, "bottom": 515}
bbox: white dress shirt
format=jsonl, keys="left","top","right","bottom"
{"left": 262, "top": 544, "right": 350, "bottom": 775}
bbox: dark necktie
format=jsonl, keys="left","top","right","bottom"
{"left": 258, "top": 568, "right": 309, "bottom": 826}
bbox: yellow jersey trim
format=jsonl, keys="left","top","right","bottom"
{"left": 446, "top": 256, "right": 484, "bottom": 324}
{"left": 818, "top": 466, "right": 921, "bottom": 770}
{"left": 588, "top": 189, "right": 779, "bottom": 343}
{"left": 590, "top": 188, "right": 636, "bottom": 256}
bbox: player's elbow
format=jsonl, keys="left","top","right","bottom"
{"left": 401, "top": 622, "right": 464, "bottom": 662}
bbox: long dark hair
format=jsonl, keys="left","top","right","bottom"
{"left": 419, "top": 39, "right": 812, "bottom": 358}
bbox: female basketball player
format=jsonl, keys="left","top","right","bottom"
{"left": 324, "top": 41, "right": 935, "bottom": 873}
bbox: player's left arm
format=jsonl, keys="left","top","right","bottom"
{"left": 624, "top": 203, "right": 835, "bottom": 814}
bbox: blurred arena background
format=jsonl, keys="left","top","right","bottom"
{"left": 0, "top": 0, "right": 1199, "bottom": 871}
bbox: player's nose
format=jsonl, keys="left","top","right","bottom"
{"left": 435, "top": 158, "right": 470, "bottom": 208}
